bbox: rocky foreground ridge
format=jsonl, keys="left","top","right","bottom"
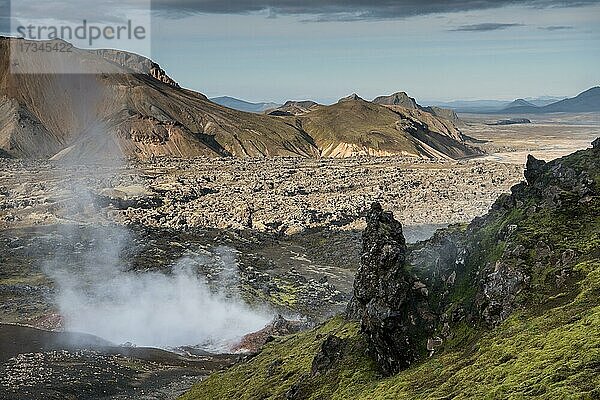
{"left": 349, "top": 138, "right": 599, "bottom": 374}
{"left": 0, "top": 37, "right": 479, "bottom": 160}
{"left": 183, "top": 139, "right": 600, "bottom": 399}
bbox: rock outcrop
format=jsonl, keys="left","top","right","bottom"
{"left": 373, "top": 92, "right": 418, "bottom": 109}
{"left": 310, "top": 335, "right": 345, "bottom": 376}
{"left": 374, "top": 92, "right": 462, "bottom": 125}
{"left": 91, "top": 49, "right": 181, "bottom": 88}
{"left": 524, "top": 154, "right": 547, "bottom": 184}
{"left": 337, "top": 93, "right": 364, "bottom": 103}
{"left": 351, "top": 203, "right": 434, "bottom": 374}
{"left": 350, "top": 140, "right": 599, "bottom": 374}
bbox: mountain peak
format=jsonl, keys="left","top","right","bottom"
{"left": 337, "top": 93, "right": 364, "bottom": 103}
{"left": 372, "top": 92, "right": 418, "bottom": 109}
{"left": 503, "top": 98, "right": 537, "bottom": 109}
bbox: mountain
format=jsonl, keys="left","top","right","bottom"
{"left": 337, "top": 93, "right": 364, "bottom": 103}
{"left": 541, "top": 86, "right": 600, "bottom": 112}
{"left": 0, "top": 37, "right": 322, "bottom": 160}
{"left": 0, "top": 37, "right": 481, "bottom": 160}
{"left": 524, "top": 96, "right": 567, "bottom": 107}
{"left": 209, "top": 96, "right": 281, "bottom": 113}
{"left": 503, "top": 87, "right": 600, "bottom": 113}
{"left": 183, "top": 140, "right": 600, "bottom": 399}
{"left": 293, "top": 96, "right": 481, "bottom": 158}
{"left": 503, "top": 98, "right": 537, "bottom": 109}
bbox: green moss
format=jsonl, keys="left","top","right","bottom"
{"left": 268, "top": 279, "right": 300, "bottom": 307}
{"left": 183, "top": 259, "right": 600, "bottom": 400}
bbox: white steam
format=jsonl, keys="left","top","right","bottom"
{"left": 44, "top": 231, "right": 271, "bottom": 349}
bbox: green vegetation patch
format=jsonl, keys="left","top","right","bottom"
{"left": 183, "top": 259, "right": 600, "bottom": 399}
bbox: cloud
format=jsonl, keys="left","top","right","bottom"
{"left": 539, "top": 25, "right": 574, "bottom": 30}
{"left": 450, "top": 23, "right": 524, "bottom": 32}
{"left": 150, "top": 0, "right": 600, "bottom": 21}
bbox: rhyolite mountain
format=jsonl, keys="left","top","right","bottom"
{"left": 0, "top": 37, "right": 480, "bottom": 160}
{"left": 0, "top": 38, "right": 321, "bottom": 160}
{"left": 266, "top": 93, "right": 480, "bottom": 158}
{"left": 209, "top": 96, "right": 281, "bottom": 113}
{"left": 183, "top": 139, "right": 600, "bottom": 399}
{"left": 294, "top": 96, "right": 479, "bottom": 158}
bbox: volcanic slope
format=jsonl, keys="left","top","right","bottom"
{"left": 294, "top": 97, "right": 481, "bottom": 158}
{"left": 0, "top": 38, "right": 479, "bottom": 160}
{"left": 0, "top": 38, "right": 319, "bottom": 160}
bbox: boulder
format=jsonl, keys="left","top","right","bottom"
{"left": 311, "top": 335, "right": 345, "bottom": 376}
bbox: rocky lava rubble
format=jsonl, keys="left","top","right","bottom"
{"left": 0, "top": 156, "right": 523, "bottom": 234}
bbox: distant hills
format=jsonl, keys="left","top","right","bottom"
{"left": 503, "top": 99, "right": 536, "bottom": 109}
{"left": 0, "top": 37, "right": 480, "bottom": 161}
{"left": 209, "top": 96, "right": 280, "bottom": 113}
{"left": 426, "top": 89, "right": 598, "bottom": 114}
{"left": 427, "top": 96, "right": 567, "bottom": 113}
{"left": 266, "top": 100, "right": 320, "bottom": 116}
{"left": 503, "top": 87, "right": 600, "bottom": 113}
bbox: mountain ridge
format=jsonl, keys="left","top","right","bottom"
{"left": 0, "top": 37, "right": 481, "bottom": 161}
{"left": 498, "top": 87, "right": 600, "bottom": 114}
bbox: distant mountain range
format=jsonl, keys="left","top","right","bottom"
{"left": 503, "top": 99, "right": 536, "bottom": 109}
{"left": 503, "top": 87, "right": 600, "bottom": 114}
{"left": 209, "top": 96, "right": 281, "bottom": 113}
{"left": 426, "top": 89, "right": 599, "bottom": 114}
{"left": 427, "top": 96, "right": 569, "bottom": 113}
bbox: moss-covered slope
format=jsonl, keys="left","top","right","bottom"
{"left": 182, "top": 143, "right": 600, "bottom": 399}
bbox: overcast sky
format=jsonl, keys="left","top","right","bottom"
{"left": 5, "top": 0, "right": 600, "bottom": 103}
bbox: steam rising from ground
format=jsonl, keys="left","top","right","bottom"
{"left": 41, "top": 71, "right": 271, "bottom": 350}
{"left": 44, "top": 227, "right": 272, "bottom": 349}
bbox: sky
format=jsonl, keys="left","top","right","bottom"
{"left": 3, "top": 0, "right": 600, "bottom": 103}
